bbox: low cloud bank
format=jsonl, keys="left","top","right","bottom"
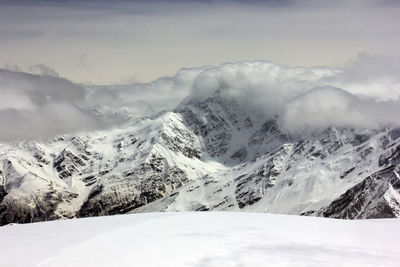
{"left": 282, "top": 86, "right": 400, "bottom": 132}
{"left": 1, "top": 54, "right": 399, "bottom": 142}
{"left": 0, "top": 69, "right": 106, "bottom": 142}
{"left": 174, "top": 54, "right": 400, "bottom": 133}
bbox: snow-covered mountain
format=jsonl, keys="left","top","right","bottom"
{"left": 0, "top": 90, "right": 400, "bottom": 225}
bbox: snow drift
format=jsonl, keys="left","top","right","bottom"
{"left": 0, "top": 212, "right": 399, "bottom": 267}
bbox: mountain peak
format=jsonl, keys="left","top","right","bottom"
{"left": 1, "top": 93, "right": 400, "bottom": 224}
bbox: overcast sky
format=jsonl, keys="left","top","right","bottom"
{"left": 0, "top": 0, "right": 399, "bottom": 84}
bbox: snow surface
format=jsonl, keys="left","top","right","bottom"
{"left": 0, "top": 212, "right": 399, "bottom": 267}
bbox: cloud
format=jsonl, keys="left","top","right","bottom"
{"left": 0, "top": 69, "right": 106, "bottom": 142}
{"left": 170, "top": 55, "right": 400, "bottom": 132}
{"left": 342, "top": 53, "right": 400, "bottom": 81}
{"left": 29, "top": 64, "right": 60, "bottom": 77}
{"left": 281, "top": 86, "right": 400, "bottom": 133}
{"left": 84, "top": 53, "right": 400, "bottom": 135}
{"left": 1, "top": 54, "right": 400, "bottom": 142}
{"left": 84, "top": 66, "right": 204, "bottom": 117}
{"left": 183, "top": 61, "right": 337, "bottom": 116}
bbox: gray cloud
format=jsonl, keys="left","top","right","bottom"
{"left": 0, "top": 69, "right": 106, "bottom": 142}
{"left": 84, "top": 68, "right": 201, "bottom": 117}
{"left": 1, "top": 53, "right": 400, "bottom": 142}
{"left": 86, "top": 54, "right": 400, "bottom": 134}
{"left": 281, "top": 86, "right": 400, "bottom": 133}
{"left": 337, "top": 53, "right": 400, "bottom": 83}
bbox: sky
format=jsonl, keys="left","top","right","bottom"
{"left": 0, "top": 0, "right": 399, "bottom": 84}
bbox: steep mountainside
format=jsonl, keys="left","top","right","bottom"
{"left": 0, "top": 93, "right": 399, "bottom": 225}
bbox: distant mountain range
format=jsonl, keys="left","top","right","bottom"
{"left": 1, "top": 86, "right": 399, "bottom": 225}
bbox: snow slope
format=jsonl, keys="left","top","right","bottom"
{"left": 0, "top": 212, "right": 399, "bottom": 267}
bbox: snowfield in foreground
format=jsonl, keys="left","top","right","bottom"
{"left": 0, "top": 212, "right": 399, "bottom": 267}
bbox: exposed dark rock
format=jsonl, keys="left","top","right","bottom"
{"left": 0, "top": 188, "right": 76, "bottom": 225}
{"left": 352, "top": 133, "right": 370, "bottom": 146}
{"left": 195, "top": 205, "right": 209, "bottom": 211}
{"left": 360, "top": 147, "right": 374, "bottom": 160}
{"left": 230, "top": 147, "right": 248, "bottom": 161}
{"left": 378, "top": 144, "right": 400, "bottom": 167}
{"left": 318, "top": 166, "right": 400, "bottom": 219}
{"left": 340, "top": 167, "right": 356, "bottom": 179}
{"left": 53, "top": 150, "right": 87, "bottom": 180}
{"left": 0, "top": 185, "right": 6, "bottom": 203}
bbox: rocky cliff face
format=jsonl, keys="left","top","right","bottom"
{"left": 0, "top": 94, "right": 399, "bottom": 225}
{"left": 315, "top": 142, "right": 400, "bottom": 219}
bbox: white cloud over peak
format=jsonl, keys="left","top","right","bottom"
{"left": 281, "top": 86, "right": 400, "bottom": 133}
{"left": 0, "top": 69, "right": 106, "bottom": 142}
{"left": 1, "top": 54, "right": 400, "bottom": 142}
{"left": 86, "top": 54, "right": 400, "bottom": 134}
{"left": 171, "top": 55, "right": 400, "bottom": 133}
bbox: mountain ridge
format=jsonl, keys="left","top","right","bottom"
{"left": 0, "top": 92, "right": 399, "bottom": 225}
